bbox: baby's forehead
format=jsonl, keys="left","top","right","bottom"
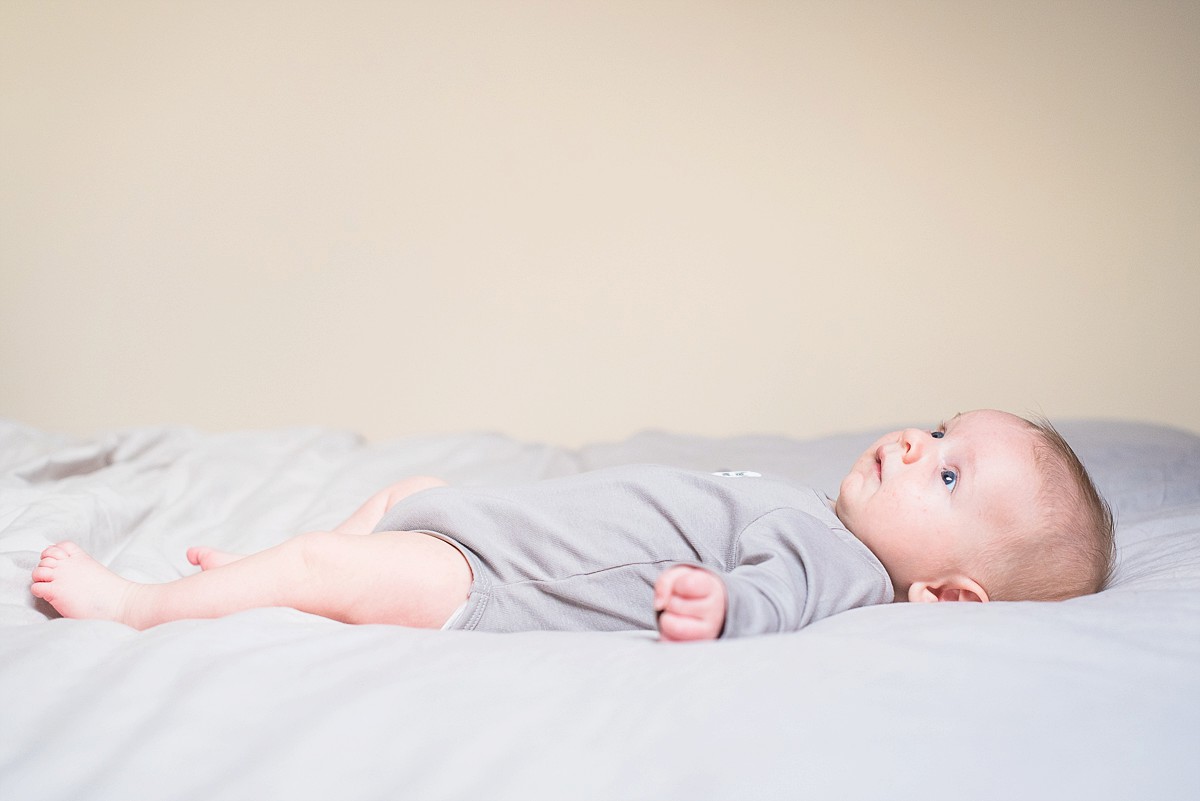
{"left": 960, "top": 412, "right": 1040, "bottom": 454}
{"left": 957, "top": 415, "right": 1044, "bottom": 496}
{"left": 956, "top": 408, "right": 1031, "bottom": 434}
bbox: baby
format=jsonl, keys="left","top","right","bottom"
{"left": 29, "top": 410, "right": 1115, "bottom": 640}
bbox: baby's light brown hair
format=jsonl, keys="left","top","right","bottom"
{"left": 974, "top": 417, "right": 1116, "bottom": 602}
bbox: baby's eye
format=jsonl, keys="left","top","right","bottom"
{"left": 931, "top": 430, "right": 945, "bottom": 439}
{"left": 941, "top": 469, "right": 958, "bottom": 492}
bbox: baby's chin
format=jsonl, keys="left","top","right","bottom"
{"left": 832, "top": 472, "right": 859, "bottom": 515}
{"left": 831, "top": 490, "right": 851, "bottom": 527}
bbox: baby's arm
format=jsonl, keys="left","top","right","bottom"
{"left": 653, "top": 565, "right": 727, "bottom": 642}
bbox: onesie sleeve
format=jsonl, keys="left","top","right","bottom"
{"left": 716, "top": 508, "right": 893, "bottom": 638}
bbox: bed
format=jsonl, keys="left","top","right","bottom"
{"left": 1, "top": 416, "right": 1197, "bottom": 800}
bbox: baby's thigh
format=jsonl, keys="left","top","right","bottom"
{"left": 305, "top": 529, "right": 472, "bottom": 627}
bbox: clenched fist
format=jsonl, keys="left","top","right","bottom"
{"left": 653, "top": 565, "right": 727, "bottom": 641}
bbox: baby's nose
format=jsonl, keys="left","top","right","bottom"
{"left": 898, "top": 428, "right": 930, "bottom": 464}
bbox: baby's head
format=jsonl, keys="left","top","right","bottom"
{"left": 834, "top": 409, "right": 1114, "bottom": 603}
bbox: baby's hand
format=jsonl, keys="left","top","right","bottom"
{"left": 653, "top": 565, "right": 727, "bottom": 642}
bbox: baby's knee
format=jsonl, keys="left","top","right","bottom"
{"left": 397, "top": 476, "right": 447, "bottom": 492}
{"left": 385, "top": 476, "right": 447, "bottom": 504}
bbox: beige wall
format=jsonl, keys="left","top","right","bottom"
{"left": 2, "top": 1, "right": 1197, "bottom": 446}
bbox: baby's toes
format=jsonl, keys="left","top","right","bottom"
{"left": 30, "top": 575, "right": 53, "bottom": 600}
{"left": 32, "top": 563, "right": 57, "bottom": 583}
{"left": 41, "top": 542, "right": 79, "bottom": 560}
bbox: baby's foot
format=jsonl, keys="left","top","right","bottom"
{"left": 186, "top": 547, "right": 244, "bottom": 570}
{"left": 30, "top": 542, "right": 138, "bottom": 624}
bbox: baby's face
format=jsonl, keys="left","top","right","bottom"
{"left": 834, "top": 410, "right": 1040, "bottom": 593}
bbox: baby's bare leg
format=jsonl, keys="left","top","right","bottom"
{"left": 332, "top": 476, "right": 447, "bottom": 535}
{"left": 32, "top": 531, "right": 471, "bottom": 631}
{"left": 187, "top": 476, "right": 448, "bottom": 571}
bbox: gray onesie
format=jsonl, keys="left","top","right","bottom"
{"left": 373, "top": 464, "right": 893, "bottom": 637}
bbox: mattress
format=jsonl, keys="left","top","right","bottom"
{"left": 1, "top": 417, "right": 1197, "bottom": 800}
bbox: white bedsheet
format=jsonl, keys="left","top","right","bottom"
{"left": 1, "top": 418, "right": 1197, "bottom": 800}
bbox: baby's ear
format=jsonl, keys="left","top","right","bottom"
{"left": 907, "top": 577, "right": 989, "bottom": 604}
